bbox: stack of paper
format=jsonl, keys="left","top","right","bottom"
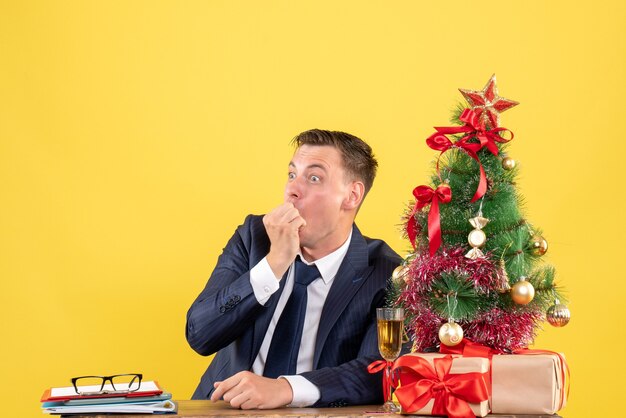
{"left": 41, "top": 381, "right": 177, "bottom": 414}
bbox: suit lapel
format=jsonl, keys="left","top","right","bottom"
{"left": 312, "top": 224, "right": 373, "bottom": 367}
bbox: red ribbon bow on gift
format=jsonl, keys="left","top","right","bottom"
{"left": 426, "top": 108, "right": 514, "bottom": 202}
{"left": 407, "top": 184, "right": 452, "bottom": 255}
{"left": 440, "top": 337, "right": 499, "bottom": 358}
{"left": 367, "top": 360, "right": 397, "bottom": 403}
{"left": 393, "top": 355, "right": 489, "bottom": 418}
{"left": 439, "top": 337, "right": 498, "bottom": 397}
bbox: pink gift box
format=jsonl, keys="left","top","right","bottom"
{"left": 490, "top": 352, "right": 568, "bottom": 414}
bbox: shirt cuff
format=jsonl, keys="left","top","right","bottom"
{"left": 249, "top": 257, "right": 280, "bottom": 305}
{"left": 281, "top": 375, "right": 321, "bottom": 407}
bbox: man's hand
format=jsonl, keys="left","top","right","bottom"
{"left": 211, "top": 371, "right": 294, "bottom": 409}
{"left": 263, "top": 203, "right": 305, "bottom": 278}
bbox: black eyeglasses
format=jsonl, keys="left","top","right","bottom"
{"left": 71, "top": 374, "right": 143, "bottom": 395}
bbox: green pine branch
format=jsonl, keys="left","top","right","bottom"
{"left": 429, "top": 271, "right": 494, "bottom": 320}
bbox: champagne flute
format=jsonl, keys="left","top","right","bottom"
{"left": 376, "top": 307, "right": 404, "bottom": 413}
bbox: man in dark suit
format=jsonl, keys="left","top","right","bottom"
{"left": 186, "top": 129, "right": 401, "bottom": 409}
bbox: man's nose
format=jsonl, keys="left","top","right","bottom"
{"left": 285, "top": 177, "right": 302, "bottom": 202}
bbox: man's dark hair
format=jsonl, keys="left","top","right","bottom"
{"left": 291, "top": 129, "right": 378, "bottom": 197}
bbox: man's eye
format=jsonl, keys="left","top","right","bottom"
{"left": 288, "top": 172, "right": 296, "bottom": 180}
{"left": 310, "top": 175, "right": 320, "bottom": 182}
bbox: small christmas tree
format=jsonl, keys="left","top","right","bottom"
{"left": 391, "top": 75, "right": 570, "bottom": 353}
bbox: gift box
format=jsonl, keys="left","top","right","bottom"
{"left": 490, "top": 352, "right": 567, "bottom": 414}
{"left": 393, "top": 353, "right": 490, "bottom": 418}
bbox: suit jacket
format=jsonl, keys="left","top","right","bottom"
{"left": 186, "top": 215, "right": 401, "bottom": 406}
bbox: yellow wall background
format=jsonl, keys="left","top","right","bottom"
{"left": 1, "top": 1, "right": 624, "bottom": 416}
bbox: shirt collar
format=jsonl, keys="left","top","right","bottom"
{"left": 298, "top": 229, "right": 353, "bottom": 285}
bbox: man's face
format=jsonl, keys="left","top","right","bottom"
{"left": 284, "top": 144, "right": 354, "bottom": 250}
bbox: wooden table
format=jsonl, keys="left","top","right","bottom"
{"left": 62, "top": 400, "right": 563, "bottom": 417}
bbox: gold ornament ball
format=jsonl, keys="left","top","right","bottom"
{"left": 546, "top": 303, "right": 571, "bottom": 327}
{"left": 438, "top": 321, "right": 464, "bottom": 346}
{"left": 511, "top": 279, "right": 535, "bottom": 305}
{"left": 502, "top": 156, "right": 516, "bottom": 170}
{"left": 392, "top": 265, "right": 409, "bottom": 283}
{"left": 468, "top": 229, "right": 487, "bottom": 247}
{"left": 530, "top": 235, "right": 548, "bottom": 256}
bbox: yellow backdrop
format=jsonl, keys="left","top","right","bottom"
{"left": 1, "top": 1, "right": 624, "bottom": 416}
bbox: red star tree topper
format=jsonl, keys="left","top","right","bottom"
{"left": 459, "top": 74, "right": 519, "bottom": 129}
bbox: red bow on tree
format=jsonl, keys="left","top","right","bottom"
{"left": 393, "top": 355, "right": 489, "bottom": 418}
{"left": 426, "top": 108, "right": 514, "bottom": 202}
{"left": 406, "top": 184, "right": 451, "bottom": 256}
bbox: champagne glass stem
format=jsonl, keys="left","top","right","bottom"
{"left": 382, "top": 363, "right": 398, "bottom": 412}
{"left": 386, "top": 364, "right": 393, "bottom": 404}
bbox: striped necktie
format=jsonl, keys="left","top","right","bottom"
{"left": 263, "top": 258, "right": 320, "bottom": 378}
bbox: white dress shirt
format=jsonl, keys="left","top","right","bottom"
{"left": 248, "top": 232, "right": 353, "bottom": 407}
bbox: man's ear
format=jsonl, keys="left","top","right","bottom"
{"left": 343, "top": 181, "right": 365, "bottom": 210}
